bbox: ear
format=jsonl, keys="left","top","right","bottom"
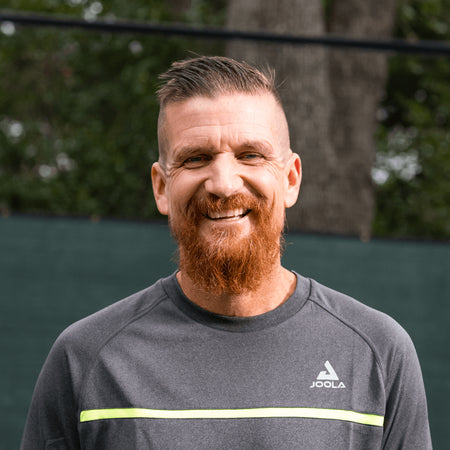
{"left": 284, "top": 152, "right": 302, "bottom": 208}
{"left": 151, "top": 162, "right": 169, "bottom": 216}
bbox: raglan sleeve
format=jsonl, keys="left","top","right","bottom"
{"left": 381, "top": 323, "right": 432, "bottom": 449}
{"left": 20, "top": 330, "right": 82, "bottom": 450}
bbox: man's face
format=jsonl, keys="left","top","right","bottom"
{"left": 152, "top": 93, "right": 301, "bottom": 293}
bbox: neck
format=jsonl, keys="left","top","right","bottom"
{"left": 176, "top": 265, "right": 296, "bottom": 317}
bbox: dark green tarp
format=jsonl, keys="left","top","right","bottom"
{"left": 1, "top": 215, "right": 448, "bottom": 449}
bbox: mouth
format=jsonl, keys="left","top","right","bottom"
{"left": 206, "top": 209, "right": 251, "bottom": 221}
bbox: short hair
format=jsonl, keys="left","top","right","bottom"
{"left": 157, "top": 55, "right": 281, "bottom": 107}
{"left": 156, "top": 56, "right": 283, "bottom": 167}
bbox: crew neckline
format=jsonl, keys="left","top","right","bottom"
{"left": 161, "top": 271, "right": 311, "bottom": 332}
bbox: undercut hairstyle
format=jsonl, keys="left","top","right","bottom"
{"left": 156, "top": 56, "right": 284, "bottom": 168}
{"left": 157, "top": 55, "right": 281, "bottom": 107}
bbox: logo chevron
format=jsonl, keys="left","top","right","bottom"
{"left": 317, "top": 361, "right": 339, "bottom": 381}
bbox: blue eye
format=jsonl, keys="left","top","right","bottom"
{"left": 240, "top": 153, "right": 263, "bottom": 162}
{"left": 187, "top": 156, "right": 204, "bottom": 163}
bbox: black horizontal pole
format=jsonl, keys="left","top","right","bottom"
{"left": 1, "top": 11, "right": 450, "bottom": 57}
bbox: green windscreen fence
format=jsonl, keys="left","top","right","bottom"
{"left": 1, "top": 215, "right": 448, "bottom": 449}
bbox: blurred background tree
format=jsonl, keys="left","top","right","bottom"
{"left": 373, "top": 0, "right": 450, "bottom": 240}
{"left": 0, "top": 0, "right": 448, "bottom": 240}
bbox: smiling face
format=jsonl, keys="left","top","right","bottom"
{"left": 152, "top": 93, "right": 301, "bottom": 293}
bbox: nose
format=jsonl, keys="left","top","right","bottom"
{"left": 204, "top": 154, "right": 244, "bottom": 198}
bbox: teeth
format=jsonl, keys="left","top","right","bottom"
{"left": 209, "top": 209, "right": 246, "bottom": 220}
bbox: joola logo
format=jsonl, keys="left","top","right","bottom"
{"left": 310, "top": 361, "right": 346, "bottom": 389}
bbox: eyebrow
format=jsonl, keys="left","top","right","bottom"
{"left": 238, "top": 140, "right": 274, "bottom": 154}
{"left": 171, "top": 145, "right": 216, "bottom": 164}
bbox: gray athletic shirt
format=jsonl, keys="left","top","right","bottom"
{"left": 21, "top": 272, "right": 432, "bottom": 449}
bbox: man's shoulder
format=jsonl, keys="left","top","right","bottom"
{"left": 54, "top": 274, "right": 173, "bottom": 358}
{"left": 28, "top": 274, "right": 177, "bottom": 415}
{"left": 306, "top": 277, "right": 415, "bottom": 365}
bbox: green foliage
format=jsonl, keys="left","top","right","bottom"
{"left": 374, "top": 126, "right": 450, "bottom": 239}
{"left": 0, "top": 0, "right": 225, "bottom": 220}
{"left": 373, "top": 0, "right": 450, "bottom": 240}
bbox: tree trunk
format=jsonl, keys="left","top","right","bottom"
{"left": 327, "top": 0, "right": 398, "bottom": 239}
{"left": 225, "top": 0, "right": 397, "bottom": 239}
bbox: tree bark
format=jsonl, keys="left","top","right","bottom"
{"left": 327, "top": 0, "right": 398, "bottom": 239}
{"left": 225, "top": 0, "right": 397, "bottom": 239}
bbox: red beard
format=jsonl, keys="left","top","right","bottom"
{"left": 170, "top": 193, "right": 285, "bottom": 295}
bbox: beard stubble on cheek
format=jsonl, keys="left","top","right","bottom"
{"left": 170, "top": 193, "right": 285, "bottom": 295}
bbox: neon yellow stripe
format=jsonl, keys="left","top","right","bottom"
{"left": 80, "top": 407, "right": 384, "bottom": 427}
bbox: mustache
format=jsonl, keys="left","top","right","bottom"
{"left": 186, "top": 194, "right": 265, "bottom": 223}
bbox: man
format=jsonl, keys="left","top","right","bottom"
{"left": 22, "top": 56, "right": 431, "bottom": 449}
